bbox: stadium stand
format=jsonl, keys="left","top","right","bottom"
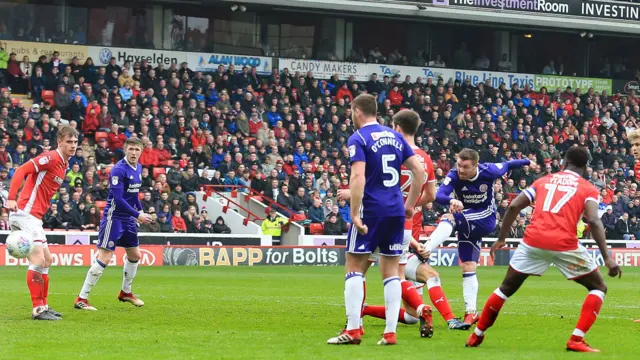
{"left": 1, "top": 8, "right": 640, "bottom": 239}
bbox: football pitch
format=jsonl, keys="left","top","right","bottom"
{"left": 1, "top": 266, "right": 639, "bottom": 360}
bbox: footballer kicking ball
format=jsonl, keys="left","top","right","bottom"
{"left": 5, "top": 231, "right": 34, "bottom": 259}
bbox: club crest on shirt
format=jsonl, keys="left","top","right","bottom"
{"left": 112, "top": 176, "right": 119, "bottom": 185}
{"left": 479, "top": 184, "right": 488, "bottom": 192}
{"left": 38, "top": 156, "right": 50, "bottom": 165}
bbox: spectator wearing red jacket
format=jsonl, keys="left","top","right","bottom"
{"left": 140, "top": 142, "right": 159, "bottom": 167}
{"left": 83, "top": 100, "right": 100, "bottom": 136}
{"left": 153, "top": 142, "right": 172, "bottom": 166}
{"left": 388, "top": 84, "right": 403, "bottom": 106}
{"left": 249, "top": 112, "right": 263, "bottom": 135}
{"left": 107, "top": 124, "right": 126, "bottom": 151}
{"left": 6, "top": 53, "right": 27, "bottom": 94}
{"left": 335, "top": 83, "right": 353, "bottom": 102}
{"left": 191, "top": 128, "right": 207, "bottom": 148}
{"left": 172, "top": 210, "right": 187, "bottom": 233}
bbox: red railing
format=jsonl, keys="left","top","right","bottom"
{"left": 202, "top": 185, "right": 295, "bottom": 230}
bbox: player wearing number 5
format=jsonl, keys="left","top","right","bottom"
{"left": 327, "top": 94, "right": 424, "bottom": 346}
{"left": 428, "top": 149, "right": 531, "bottom": 326}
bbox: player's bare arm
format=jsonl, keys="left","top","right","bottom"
{"left": 337, "top": 188, "right": 351, "bottom": 201}
{"left": 410, "top": 237, "right": 430, "bottom": 259}
{"left": 492, "top": 192, "right": 530, "bottom": 260}
{"left": 349, "top": 161, "right": 367, "bottom": 235}
{"left": 584, "top": 200, "right": 621, "bottom": 278}
{"left": 415, "top": 180, "right": 436, "bottom": 208}
{"left": 5, "top": 161, "right": 39, "bottom": 211}
{"left": 403, "top": 155, "right": 424, "bottom": 219}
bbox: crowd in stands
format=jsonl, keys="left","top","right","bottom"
{"left": 1, "top": 42, "right": 640, "bottom": 239}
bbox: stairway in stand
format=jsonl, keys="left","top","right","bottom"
{"left": 12, "top": 93, "right": 34, "bottom": 108}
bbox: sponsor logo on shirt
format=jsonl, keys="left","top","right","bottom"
{"left": 54, "top": 176, "right": 63, "bottom": 185}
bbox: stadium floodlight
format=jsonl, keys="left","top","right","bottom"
{"left": 240, "top": 5, "right": 247, "bottom": 12}
{"left": 580, "top": 31, "right": 587, "bottom": 38}
{"left": 230, "top": 4, "right": 238, "bottom": 11}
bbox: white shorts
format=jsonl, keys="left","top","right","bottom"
{"left": 9, "top": 211, "right": 47, "bottom": 245}
{"left": 369, "top": 229, "right": 411, "bottom": 265}
{"left": 509, "top": 242, "right": 598, "bottom": 280}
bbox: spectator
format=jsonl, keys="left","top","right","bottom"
{"left": 308, "top": 199, "right": 324, "bottom": 223}
{"left": 614, "top": 212, "right": 632, "bottom": 240}
{"left": 57, "top": 202, "right": 82, "bottom": 230}
{"left": 172, "top": 210, "right": 187, "bottom": 233}
{"left": 324, "top": 214, "right": 345, "bottom": 235}
{"left": 213, "top": 216, "right": 232, "bottom": 234}
{"left": 601, "top": 206, "right": 617, "bottom": 237}
{"left": 261, "top": 208, "right": 287, "bottom": 244}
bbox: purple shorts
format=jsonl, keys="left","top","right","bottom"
{"left": 97, "top": 218, "right": 139, "bottom": 251}
{"left": 453, "top": 208, "right": 496, "bottom": 263}
{"left": 346, "top": 216, "right": 405, "bottom": 256}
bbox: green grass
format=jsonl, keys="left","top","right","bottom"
{"left": 0, "top": 266, "right": 639, "bottom": 359}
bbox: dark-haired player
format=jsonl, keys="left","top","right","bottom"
{"left": 327, "top": 95, "right": 424, "bottom": 346}
{"left": 74, "top": 137, "right": 153, "bottom": 311}
{"left": 466, "top": 146, "right": 622, "bottom": 352}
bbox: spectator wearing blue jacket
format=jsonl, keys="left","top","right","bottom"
{"left": 223, "top": 170, "right": 241, "bottom": 191}
{"left": 293, "top": 146, "right": 309, "bottom": 168}
{"left": 308, "top": 199, "right": 325, "bottom": 224}
{"left": 267, "top": 106, "right": 282, "bottom": 127}
{"left": 338, "top": 199, "right": 351, "bottom": 225}
{"left": 119, "top": 83, "right": 133, "bottom": 102}
{"left": 69, "top": 85, "right": 88, "bottom": 107}
{"left": 211, "top": 147, "right": 225, "bottom": 169}
{"left": 205, "top": 83, "right": 219, "bottom": 107}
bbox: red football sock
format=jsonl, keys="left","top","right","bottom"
{"left": 362, "top": 305, "right": 386, "bottom": 320}
{"left": 477, "top": 290, "right": 508, "bottom": 332}
{"left": 27, "top": 270, "right": 45, "bottom": 308}
{"left": 42, "top": 274, "right": 49, "bottom": 305}
{"left": 363, "top": 306, "right": 415, "bottom": 324}
{"left": 570, "top": 290, "right": 604, "bottom": 342}
{"left": 401, "top": 280, "right": 424, "bottom": 310}
{"left": 428, "top": 285, "right": 455, "bottom": 321}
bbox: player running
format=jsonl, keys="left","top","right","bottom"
{"left": 327, "top": 95, "right": 424, "bottom": 346}
{"left": 346, "top": 110, "right": 468, "bottom": 336}
{"left": 429, "top": 148, "right": 531, "bottom": 326}
{"left": 74, "top": 137, "right": 153, "bottom": 311}
{"left": 5, "top": 125, "right": 78, "bottom": 320}
{"left": 466, "top": 146, "right": 622, "bottom": 352}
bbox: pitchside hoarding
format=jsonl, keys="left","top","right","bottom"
{"left": 3, "top": 245, "right": 640, "bottom": 267}
{"left": 88, "top": 46, "right": 186, "bottom": 68}
{"left": 186, "top": 53, "right": 273, "bottom": 75}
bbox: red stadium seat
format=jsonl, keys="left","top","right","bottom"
{"left": 138, "top": 192, "right": 145, "bottom": 200}
{"left": 42, "top": 90, "right": 55, "bottom": 107}
{"left": 95, "top": 200, "right": 107, "bottom": 210}
{"left": 153, "top": 167, "right": 166, "bottom": 179}
{"left": 291, "top": 213, "right": 306, "bottom": 221}
{"left": 506, "top": 193, "right": 518, "bottom": 203}
{"left": 309, "top": 223, "right": 324, "bottom": 235}
{"left": 95, "top": 131, "right": 109, "bottom": 142}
